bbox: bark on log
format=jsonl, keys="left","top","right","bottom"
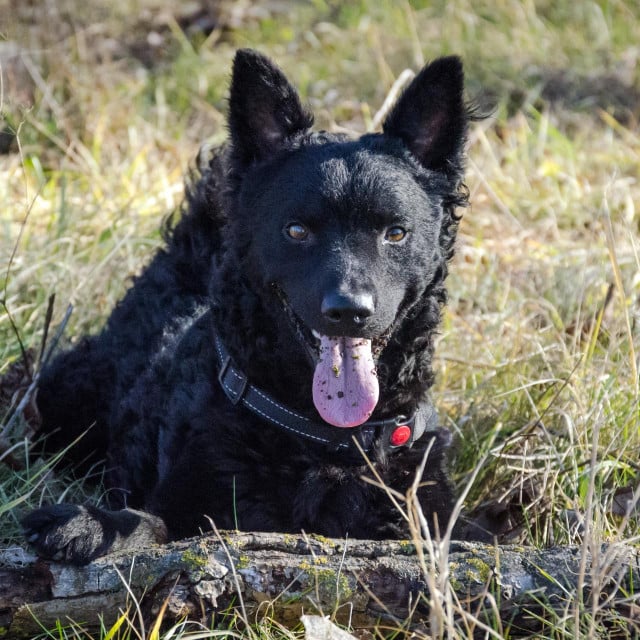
{"left": 1, "top": 533, "right": 639, "bottom": 637}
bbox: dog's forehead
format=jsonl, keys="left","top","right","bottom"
{"left": 318, "top": 147, "right": 415, "bottom": 190}
{"left": 287, "top": 141, "right": 424, "bottom": 200}
{"left": 313, "top": 144, "right": 432, "bottom": 214}
{"left": 242, "top": 138, "right": 436, "bottom": 224}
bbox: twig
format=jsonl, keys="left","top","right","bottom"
{"left": 0, "top": 304, "right": 73, "bottom": 440}
{"left": 2, "top": 120, "right": 39, "bottom": 379}
{"left": 369, "top": 69, "right": 415, "bottom": 132}
{"left": 37, "top": 294, "right": 56, "bottom": 369}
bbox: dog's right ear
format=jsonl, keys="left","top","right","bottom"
{"left": 228, "top": 49, "right": 314, "bottom": 167}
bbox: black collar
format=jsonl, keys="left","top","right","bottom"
{"left": 213, "top": 333, "right": 439, "bottom": 460}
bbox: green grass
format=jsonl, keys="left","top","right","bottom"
{"left": 2, "top": 0, "right": 639, "bottom": 637}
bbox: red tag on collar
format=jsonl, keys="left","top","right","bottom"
{"left": 390, "top": 425, "right": 411, "bottom": 447}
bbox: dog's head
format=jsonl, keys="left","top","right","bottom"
{"left": 223, "top": 49, "right": 470, "bottom": 428}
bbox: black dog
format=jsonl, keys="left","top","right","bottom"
{"left": 23, "top": 49, "right": 473, "bottom": 564}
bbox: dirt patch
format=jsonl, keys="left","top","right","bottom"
{"left": 507, "top": 67, "right": 640, "bottom": 126}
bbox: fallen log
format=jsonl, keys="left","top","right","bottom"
{"left": 1, "top": 533, "right": 639, "bottom": 637}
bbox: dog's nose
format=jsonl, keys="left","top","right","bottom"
{"left": 321, "top": 291, "right": 375, "bottom": 327}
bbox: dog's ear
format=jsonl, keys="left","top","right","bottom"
{"left": 383, "top": 56, "right": 467, "bottom": 175}
{"left": 228, "top": 49, "right": 314, "bottom": 166}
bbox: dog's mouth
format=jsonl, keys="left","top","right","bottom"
{"left": 273, "top": 285, "right": 392, "bottom": 428}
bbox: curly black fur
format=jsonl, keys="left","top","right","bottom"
{"left": 25, "top": 50, "right": 475, "bottom": 564}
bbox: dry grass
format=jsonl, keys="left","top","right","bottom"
{"left": 1, "top": 0, "right": 639, "bottom": 637}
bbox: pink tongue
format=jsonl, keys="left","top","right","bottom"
{"left": 312, "top": 336, "right": 379, "bottom": 428}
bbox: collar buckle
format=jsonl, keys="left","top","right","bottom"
{"left": 218, "top": 355, "right": 248, "bottom": 405}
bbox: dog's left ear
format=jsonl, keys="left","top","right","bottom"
{"left": 383, "top": 56, "right": 467, "bottom": 175}
{"left": 228, "top": 49, "right": 314, "bottom": 167}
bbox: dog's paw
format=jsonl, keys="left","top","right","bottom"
{"left": 22, "top": 504, "right": 111, "bottom": 565}
{"left": 22, "top": 503, "right": 168, "bottom": 565}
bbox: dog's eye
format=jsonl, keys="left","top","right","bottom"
{"left": 384, "top": 226, "right": 407, "bottom": 244}
{"left": 284, "top": 223, "right": 310, "bottom": 242}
